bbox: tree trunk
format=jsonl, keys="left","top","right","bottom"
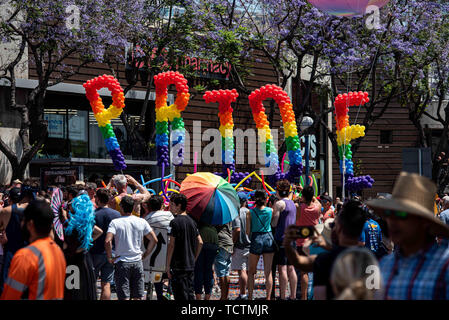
{"left": 410, "top": 115, "right": 428, "bottom": 148}
{"left": 11, "top": 161, "right": 28, "bottom": 182}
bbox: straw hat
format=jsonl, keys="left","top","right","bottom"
{"left": 366, "top": 172, "right": 449, "bottom": 238}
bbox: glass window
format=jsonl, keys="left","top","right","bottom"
{"left": 68, "top": 110, "right": 88, "bottom": 157}
{"left": 42, "top": 109, "right": 69, "bottom": 159}
{"left": 89, "top": 112, "right": 128, "bottom": 159}
{"left": 380, "top": 130, "right": 393, "bottom": 144}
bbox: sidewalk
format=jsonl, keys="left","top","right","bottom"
{"left": 98, "top": 270, "right": 291, "bottom": 300}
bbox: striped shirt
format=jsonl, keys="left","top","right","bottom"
{"left": 144, "top": 210, "right": 174, "bottom": 230}
{"left": 380, "top": 242, "right": 449, "bottom": 300}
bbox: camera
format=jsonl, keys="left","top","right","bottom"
{"left": 294, "top": 226, "right": 315, "bottom": 238}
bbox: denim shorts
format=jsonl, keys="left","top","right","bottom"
{"left": 91, "top": 253, "right": 114, "bottom": 283}
{"left": 250, "top": 232, "right": 275, "bottom": 255}
{"left": 214, "top": 247, "right": 232, "bottom": 278}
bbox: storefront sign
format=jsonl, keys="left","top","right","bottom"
{"left": 300, "top": 135, "right": 317, "bottom": 170}
{"left": 44, "top": 114, "right": 65, "bottom": 138}
{"left": 40, "top": 166, "right": 81, "bottom": 188}
{"left": 128, "top": 45, "right": 231, "bottom": 81}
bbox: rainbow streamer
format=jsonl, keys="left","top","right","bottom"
{"left": 248, "top": 84, "right": 302, "bottom": 182}
{"left": 154, "top": 71, "right": 190, "bottom": 168}
{"left": 83, "top": 75, "right": 126, "bottom": 171}
{"left": 334, "top": 91, "right": 374, "bottom": 191}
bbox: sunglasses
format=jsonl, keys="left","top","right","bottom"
{"left": 384, "top": 209, "right": 408, "bottom": 219}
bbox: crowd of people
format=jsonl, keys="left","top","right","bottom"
{"left": 0, "top": 171, "right": 449, "bottom": 300}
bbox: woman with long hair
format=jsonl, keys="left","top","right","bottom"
{"left": 246, "top": 190, "right": 276, "bottom": 300}
{"left": 330, "top": 247, "right": 382, "bottom": 300}
{"left": 63, "top": 193, "right": 103, "bottom": 300}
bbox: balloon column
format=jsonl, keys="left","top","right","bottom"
{"left": 248, "top": 84, "right": 303, "bottom": 182}
{"left": 83, "top": 75, "right": 127, "bottom": 171}
{"left": 307, "top": 0, "right": 390, "bottom": 17}
{"left": 334, "top": 91, "right": 374, "bottom": 191}
{"left": 154, "top": 71, "right": 190, "bottom": 168}
{"left": 203, "top": 89, "right": 251, "bottom": 184}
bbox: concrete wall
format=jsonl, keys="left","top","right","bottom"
{"left": 420, "top": 100, "right": 447, "bottom": 129}
{"left": 0, "top": 127, "right": 27, "bottom": 185}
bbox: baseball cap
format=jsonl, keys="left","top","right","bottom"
{"left": 321, "top": 195, "right": 332, "bottom": 203}
{"left": 237, "top": 192, "right": 248, "bottom": 201}
{"left": 9, "top": 187, "right": 21, "bottom": 202}
{"left": 21, "top": 186, "right": 36, "bottom": 200}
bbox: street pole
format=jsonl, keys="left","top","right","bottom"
{"left": 300, "top": 116, "right": 314, "bottom": 189}
{"left": 305, "top": 134, "right": 310, "bottom": 186}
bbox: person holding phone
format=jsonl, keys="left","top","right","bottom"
{"left": 283, "top": 200, "right": 367, "bottom": 300}
{"left": 246, "top": 190, "right": 276, "bottom": 300}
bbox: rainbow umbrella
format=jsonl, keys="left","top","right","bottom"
{"left": 180, "top": 172, "right": 239, "bottom": 225}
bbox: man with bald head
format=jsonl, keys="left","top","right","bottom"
{"left": 108, "top": 175, "right": 150, "bottom": 217}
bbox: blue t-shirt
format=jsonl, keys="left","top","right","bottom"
{"left": 359, "top": 219, "right": 382, "bottom": 253}
{"left": 250, "top": 207, "right": 272, "bottom": 233}
{"left": 90, "top": 207, "right": 121, "bottom": 254}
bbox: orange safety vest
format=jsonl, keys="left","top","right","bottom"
{"left": 114, "top": 196, "right": 140, "bottom": 217}
{"left": 1, "top": 237, "right": 66, "bottom": 300}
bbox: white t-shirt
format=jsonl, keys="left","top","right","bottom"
{"left": 107, "top": 215, "right": 153, "bottom": 263}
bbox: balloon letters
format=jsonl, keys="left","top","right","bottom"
{"left": 154, "top": 71, "right": 190, "bottom": 168}
{"left": 83, "top": 75, "right": 126, "bottom": 171}
{"left": 334, "top": 92, "right": 374, "bottom": 191}
{"left": 248, "top": 84, "right": 303, "bottom": 183}
{"left": 203, "top": 89, "right": 251, "bottom": 184}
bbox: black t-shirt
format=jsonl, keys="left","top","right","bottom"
{"left": 90, "top": 207, "right": 121, "bottom": 255}
{"left": 169, "top": 214, "right": 199, "bottom": 272}
{"left": 313, "top": 245, "right": 347, "bottom": 300}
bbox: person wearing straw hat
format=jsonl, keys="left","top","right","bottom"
{"left": 366, "top": 172, "right": 449, "bottom": 300}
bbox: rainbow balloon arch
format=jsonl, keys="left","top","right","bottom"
{"left": 83, "top": 72, "right": 374, "bottom": 201}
